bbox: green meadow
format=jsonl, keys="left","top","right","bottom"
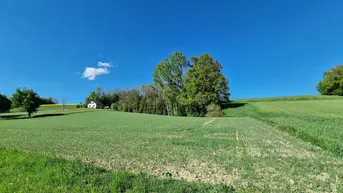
{"left": 1, "top": 98, "right": 343, "bottom": 192}
{"left": 225, "top": 98, "right": 343, "bottom": 157}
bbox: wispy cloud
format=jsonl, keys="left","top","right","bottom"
{"left": 82, "top": 61, "right": 112, "bottom": 80}
{"left": 97, "top": 62, "right": 112, "bottom": 68}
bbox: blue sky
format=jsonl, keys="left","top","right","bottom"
{"left": 1, "top": 0, "right": 343, "bottom": 103}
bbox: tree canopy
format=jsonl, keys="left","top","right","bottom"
{"left": 153, "top": 51, "right": 188, "bottom": 116}
{"left": 39, "top": 97, "right": 57, "bottom": 105}
{"left": 317, "top": 65, "right": 343, "bottom": 96}
{"left": 12, "top": 88, "right": 41, "bottom": 117}
{"left": 179, "top": 54, "right": 230, "bottom": 116}
{"left": 0, "top": 94, "right": 11, "bottom": 113}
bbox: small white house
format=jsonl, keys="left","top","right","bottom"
{"left": 87, "top": 101, "right": 97, "bottom": 109}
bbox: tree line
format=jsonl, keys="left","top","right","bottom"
{"left": 3, "top": 53, "right": 341, "bottom": 118}
{"left": 85, "top": 52, "right": 230, "bottom": 117}
{"left": 0, "top": 88, "right": 57, "bottom": 117}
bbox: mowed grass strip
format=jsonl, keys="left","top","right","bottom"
{"left": 0, "top": 149, "right": 233, "bottom": 193}
{"left": 225, "top": 99, "right": 343, "bottom": 157}
{"left": 0, "top": 111, "right": 342, "bottom": 191}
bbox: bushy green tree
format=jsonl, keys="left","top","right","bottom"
{"left": 12, "top": 88, "right": 41, "bottom": 117}
{"left": 0, "top": 94, "right": 11, "bottom": 113}
{"left": 153, "top": 51, "right": 188, "bottom": 116}
{"left": 179, "top": 54, "right": 230, "bottom": 116}
{"left": 206, "top": 103, "right": 222, "bottom": 117}
{"left": 317, "top": 65, "right": 343, "bottom": 96}
{"left": 110, "top": 103, "right": 116, "bottom": 110}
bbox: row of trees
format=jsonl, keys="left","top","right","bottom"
{"left": 85, "top": 52, "right": 230, "bottom": 116}
{"left": 0, "top": 89, "right": 57, "bottom": 117}
{"left": 39, "top": 97, "right": 58, "bottom": 105}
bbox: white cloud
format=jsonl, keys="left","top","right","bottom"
{"left": 81, "top": 61, "right": 113, "bottom": 80}
{"left": 82, "top": 67, "right": 110, "bottom": 80}
{"left": 97, "top": 62, "right": 112, "bottom": 68}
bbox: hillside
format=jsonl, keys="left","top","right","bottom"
{"left": 232, "top": 95, "right": 343, "bottom": 102}
{"left": 225, "top": 98, "right": 343, "bottom": 157}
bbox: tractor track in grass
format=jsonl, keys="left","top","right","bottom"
{"left": 203, "top": 118, "right": 216, "bottom": 126}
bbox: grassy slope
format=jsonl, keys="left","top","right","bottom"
{"left": 1, "top": 105, "right": 94, "bottom": 119}
{"left": 0, "top": 149, "right": 233, "bottom": 193}
{"left": 0, "top": 111, "right": 342, "bottom": 191}
{"left": 224, "top": 99, "right": 343, "bottom": 157}
{"left": 233, "top": 95, "right": 343, "bottom": 102}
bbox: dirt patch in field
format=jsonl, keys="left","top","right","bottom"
{"left": 67, "top": 155, "right": 243, "bottom": 186}
{"left": 156, "top": 159, "right": 242, "bottom": 185}
{"left": 315, "top": 172, "right": 330, "bottom": 182}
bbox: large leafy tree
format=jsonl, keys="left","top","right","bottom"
{"left": 179, "top": 54, "right": 230, "bottom": 116}
{"left": 317, "top": 65, "right": 343, "bottom": 96}
{"left": 153, "top": 51, "right": 188, "bottom": 116}
{"left": 0, "top": 94, "right": 11, "bottom": 113}
{"left": 12, "top": 88, "right": 41, "bottom": 117}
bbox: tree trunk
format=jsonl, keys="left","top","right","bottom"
{"left": 166, "top": 102, "right": 170, "bottom": 116}
{"left": 28, "top": 112, "right": 31, "bottom": 118}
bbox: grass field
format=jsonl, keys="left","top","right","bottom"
{"left": 233, "top": 95, "right": 343, "bottom": 102}
{"left": 225, "top": 99, "right": 343, "bottom": 157}
{"left": 0, "top": 104, "right": 93, "bottom": 120}
{"left": 0, "top": 149, "right": 232, "bottom": 193}
{"left": 1, "top": 105, "right": 343, "bottom": 192}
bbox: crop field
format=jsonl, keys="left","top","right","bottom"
{"left": 225, "top": 99, "right": 343, "bottom": 157}
{"left": 0, "top": 149, "right": 232, "bottom": 193}
{"left": 1, "top": 106, "right": 343, "bottom": 192}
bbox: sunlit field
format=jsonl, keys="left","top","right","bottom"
{"left": 225, "top": 98, "right": 343, "bottom": 157}
{"left": 1, "top": 102, "right": 343, "bottom": 192}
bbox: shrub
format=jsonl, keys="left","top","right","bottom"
{"left": 206, "top": 103, "right": 222, "bottom": 117}
{"left": 111, "top": 103, "right": 116, "bottom": 111}
{"left": 82, "top": 104, "right": 87, "bottom": 108}
{"left": 75, "top": 104, "right": 81, "bottom": 108}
